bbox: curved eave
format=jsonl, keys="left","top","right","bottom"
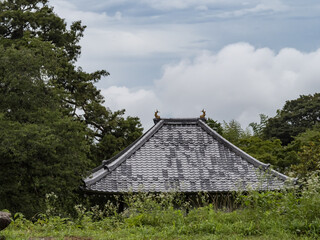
{"left": 84, "top": 186, "right": 285, "bottom": 195}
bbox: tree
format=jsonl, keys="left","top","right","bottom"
{"left": 207, "top": 118, "right": 223, "bottom": 135}
{"left": 0, "top": 0, "right": 143, "bottom": 162}
{"left": 263, "top": 93, "right": 320, "bottom": 145}
{"left": 222, "top": 119, "right": 250, "bottom": 146}
{"left": 238, "top": 137, "right": 284, "bottom": 169}
{"left": 0, "top": 0, "right": 142, "bottom": 216}
{"left": 0, "top": 44, "right": 91, "bottom": 216}
{"left": 0, "top": 0, "right": 84, "bottom": 61}
{"left": 292, "top": 142, "right": 320, "bottom": 178}
{"left": 249, "top": 114, "right": 268, "bottom": 137}
{"left": 287, "top": 124, "right": 320, "bottom": 178}
{"left": 91, "top": 111, "right": 143, "bottom": 161}
{"left": 0, "top": 114, "right": 91, "bottom": 216}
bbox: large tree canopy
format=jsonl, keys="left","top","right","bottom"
{"left": 263, "top": 93, "right": 320, "bottom": 145}
{"left": 0, "top": 0, "right": 83, "bottom": 61}
{"left": 0, "top": 0, "right": 142, "bottom": 216}
{"left": 0, "top": 0, "right": 143, "bottom": 155}
{"left": 0, "top": 42, "right": 91, "bottom": 216}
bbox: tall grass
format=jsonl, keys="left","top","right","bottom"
{"left": 3, "top": 173, "right": 320, "bottom": 239}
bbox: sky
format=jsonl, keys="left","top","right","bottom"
{"left": 50, "top": 0, "right": 320, "bottom": 130}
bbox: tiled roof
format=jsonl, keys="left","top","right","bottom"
{"left": 84, "top": 118, "right": 292, "bottom": 193}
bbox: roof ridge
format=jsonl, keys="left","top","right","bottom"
{"left": 154, "top": 117, "right": 206, "bottom": 124}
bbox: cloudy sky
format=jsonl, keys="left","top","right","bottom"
{"left": 51, "top": 0, "right": 320, "bottom": 130}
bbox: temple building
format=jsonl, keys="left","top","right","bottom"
{"left": 84, "top": 116, "right": 292, "bottom": 194}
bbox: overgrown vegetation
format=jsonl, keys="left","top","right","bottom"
{"left": 2, "top": 173, "right": 320, "bottom": 239}
{"left": 1, "top": 2, "right": 320, "bottom": 239}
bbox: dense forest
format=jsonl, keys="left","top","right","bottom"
{"left": 1, "top": 1, "right": 320, "bottom": 237}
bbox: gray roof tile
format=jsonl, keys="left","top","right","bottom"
{"left": 84, "top": 118, "right": 294, "bottom": 193}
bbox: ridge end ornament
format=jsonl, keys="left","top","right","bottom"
{"left": 200, "top": 109, "right": 206, "bottom": 118}
{"left": 155, "top": 110, "right": 160, "bottom": 119}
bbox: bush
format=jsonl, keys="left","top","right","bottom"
{"left": 4, "top": 175, "right": 320, "bottom": 239}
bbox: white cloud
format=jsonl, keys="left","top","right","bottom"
{"left": 101, "top": 86, "right": 162, "bottom": 129}
{"left": 216, "top": 0, "right": 288, "bottom": 18}
{"left": 51, "top": 0, "right": 122, "bottom": 26}
{"left": 139, "top": 0, "right": 288, "bottom": 14}
{"left": 139, "top": 0, "right": 237, "bottom": 10}
{"left": 80, "top": 27, "right": 201, "bottom": 58}
{"left": 51, "top": 0, "right": 289, "bottom": 16}
{"left": 155, "top": 43, "right": 320, "bottom": 125}
{"left": 196, "top": 5, "right": 209, "bottom": 11}
{"left": 101, "top": 43, "right": 320, "bottom": 130}
{"left": 48, "top": 1, "right": 320, "bottom": 130}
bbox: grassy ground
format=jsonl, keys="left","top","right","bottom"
{"left": 1, "top": 206, "right": 316, "bottom": 240}
{"left": 3, "top": 175, "right": 320, "bottom": 240}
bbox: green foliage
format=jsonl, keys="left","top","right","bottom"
{"left": 288, "top": 125, "right": 320, "bottom": 178}
{"left": 215, "top": 94, "right": 320, "bottom": 175}
{"left": 238, "top": 137, "right": 284, "bottom": 167}
{"left": 92, "top": 113, "right": 143, "bottom": 161}
{"left": 0, "top": 111, "right": 90, "bottom": 217}
{"left": 281, "top": 173, "right": 320, "bottom": 236}
{"left": 0, "top": 41, "right": 63, "bottom": 122}
{"left": 0, "top": 45, "right": 91, "bottom": 212}
{"left": 0, "top": 0, "right": 143, "bottom": 160}
{"left": 264, "top": 93, "right": 320, "bottom": 145}
{"left": 0, "top": 0, "right": 143, "bottom": 217}
{"left": 123, "top": 191, "right": 187, "bottom": 229}
{"left": 271, "top": 124, "right": 320, "bottom": 176}
{"left": 4, "top": 177, "right": 320, "bottom": 239}
{"left": 249, "top": 114, "right": 269, "bottom": 137}
{"left": 206, "top": 118, "right": 223, "bottom": 135}
{"left": 237, "top": 189, "right": 284, "bottom": 211}
{"left": 0, "top": 0, "right": 84, "bottom": 61}
{"left": 218, "top": 119, "right": 285, "bottom": 169}
{"left": 210, "top": 112, "right": 320, "bottom": 175}
{"left": 222, "top": 119, "right": 251, "bottom": 146}
{"left": 293, "top": 143, "right": 320, "bottom": 177}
